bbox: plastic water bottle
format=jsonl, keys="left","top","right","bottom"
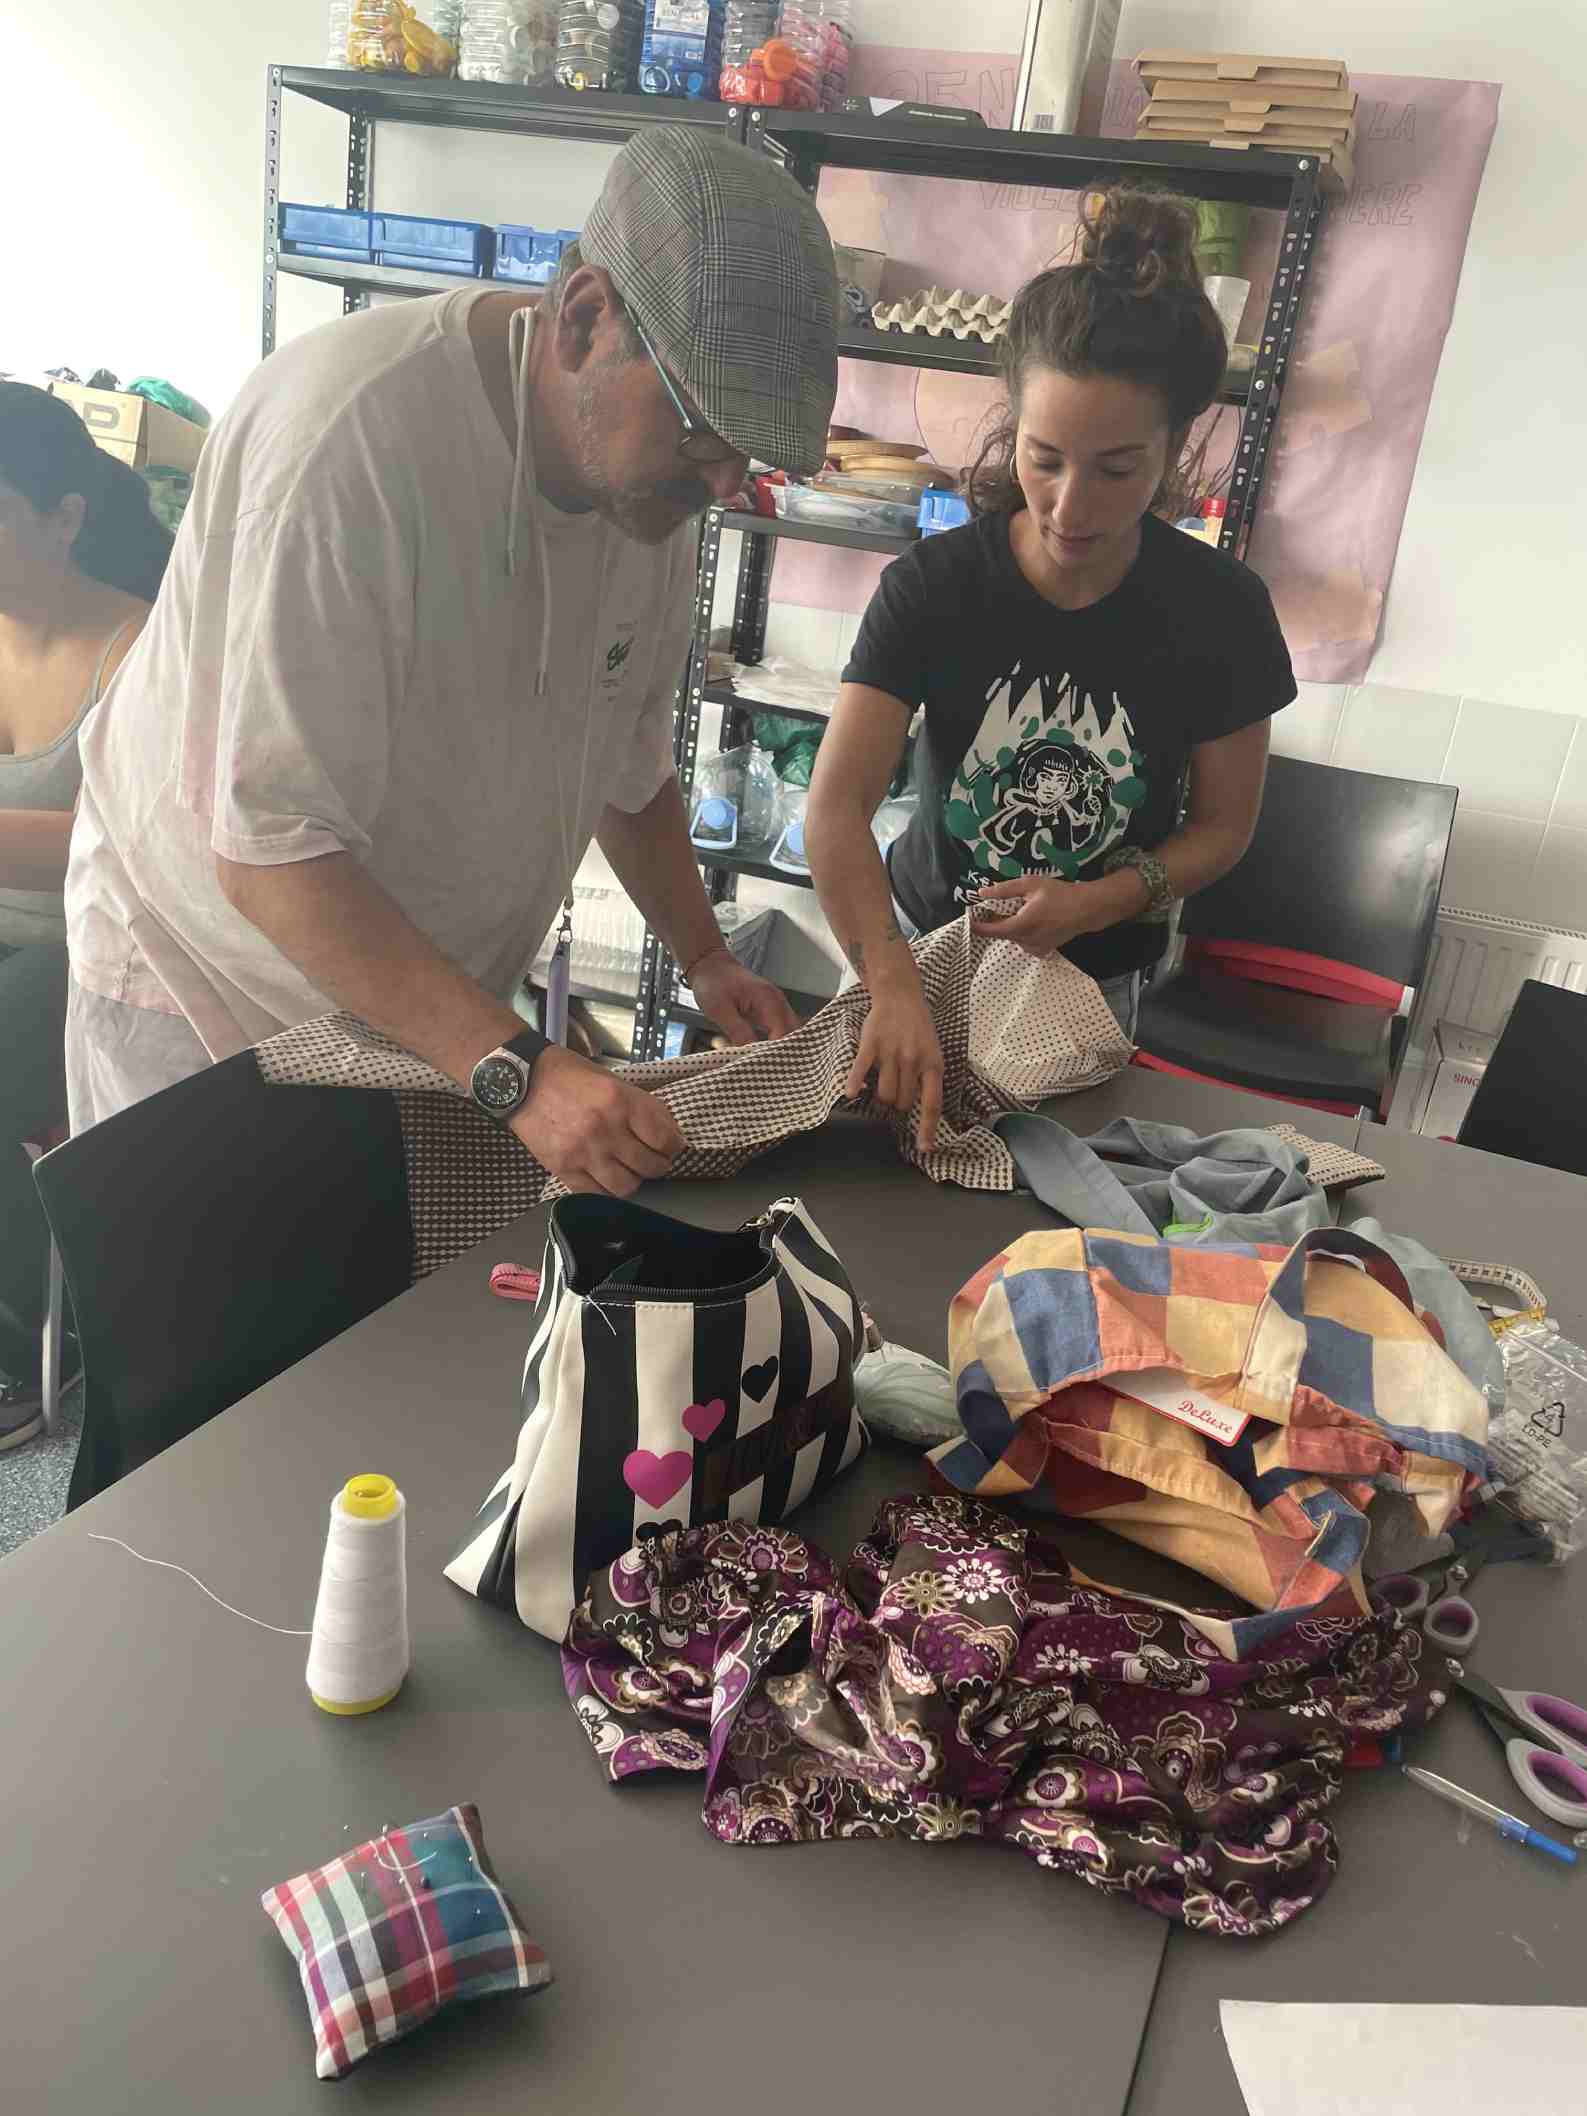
{"left": 326, "top": 0, "right": 353, "bottom": 65}
{"left": 718, "top": 0, "right": 778, "bottom": 102}
{"left": 460, "top": 0, "right": 558, "bottom": 82}
{"left": 764, "top": 2, "right": 852, "bottom": 112}
{"left": 556, "top": 0, "right": 642, "bottom": 91}
{"left": 638, "top": 0, "right": 724, "bottom": 98}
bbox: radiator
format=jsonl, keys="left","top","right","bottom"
{"left": 1411, "top": 907, "right": 1587, "bottom": 1045}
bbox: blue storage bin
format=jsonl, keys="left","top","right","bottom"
{"left": 494, "top": 225, "right": 580, "bottom": 286}
{"left": 279, "top": 203, "right": 373, "bottom": 264}
{"left": 371, "top": 213, "right": 493, "bottom": 278}
{"left": 918, "top": 490, "right": 972, "bottom": 537}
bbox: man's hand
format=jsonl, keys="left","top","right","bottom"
{"left": 969, "top": 876, "right": 1106, "bottom": 959}
{"left": 685, "top": 946, "right": 799, "bottom": 1044}
{"left": 511, "top": 1045, "right": 685, "bottom": 1196}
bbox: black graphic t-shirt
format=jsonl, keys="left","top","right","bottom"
{"left": 842, "top": 509, "right": 1296, "bottom": 978}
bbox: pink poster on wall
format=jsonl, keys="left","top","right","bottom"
{"left": 773, "top": 48, "right": 1499, "bottom": 686}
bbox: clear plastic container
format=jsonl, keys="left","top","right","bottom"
{"left": 639, "top": 0, "right": 723, "bottom": 97}
{"left": 718, "top": 0, "right": 788, "bottom": 104}
{"left": 556, "top": 0, "right": 642, "bottom": 89}
{"left": 774, "top": 1, "right": 849, "bottom": 109}
{"left": 459, "top": 0, "right": 557, "bottom": 81}
{"left": 348, "top": 0, "right": 462, "bottom": 73}
{"left": 327, "top": 0, "right": 353, "bottom": 66}
{"left": 773, "top": 481, "right": 918, "bottom": 536}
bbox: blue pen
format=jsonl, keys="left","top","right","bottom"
{"left": 1404, "top": 1764, "right": 1579, "bottom": 1865}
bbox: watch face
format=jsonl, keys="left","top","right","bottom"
{"left": 473, "top": 1055, "right": 526, "bottom": 1112}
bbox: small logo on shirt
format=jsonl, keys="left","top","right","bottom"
{"left": 606, "top": 637, "right": 634, "bottom": 673}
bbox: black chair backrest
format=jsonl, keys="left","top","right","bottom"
{"left": 1181, "top": 755, "right": 1457, "bottom": 990}
{"left": 1459, "top": 980, "right": 1587, "bottom": 1177}
{"left": 33, "top": 1051, "right": 412, "bottom": 1508}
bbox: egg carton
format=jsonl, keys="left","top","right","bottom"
{"left": 871, "top": 288, "right": 1012, "bottom": 343}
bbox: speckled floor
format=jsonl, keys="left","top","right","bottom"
{"left": 0, "top": 1378, "right": 82, "bottom": 1558}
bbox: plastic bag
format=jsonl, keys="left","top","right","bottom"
{"left": 853, "top": 1341, "right": 959, "bottom": 1446}
{"left": 1490, "top": 1321, "right": 1587, "bottom": 1562}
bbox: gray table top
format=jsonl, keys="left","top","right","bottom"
{"left": 6, "top": 1111, "right": 1176, "bottom": 2116}
{"left": 1343, "top": 1122, "right": 1587, "bottom": 1339}
{"left": 9, "top": 1070, "right": 1579, "bottom": 2116}
{"left": 1129, "top": 1118, "right": 1587, "bottom": 2116}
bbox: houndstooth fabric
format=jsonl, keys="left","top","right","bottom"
{"left": 255, "top": 921, "right": 1131, "bottom": 1279}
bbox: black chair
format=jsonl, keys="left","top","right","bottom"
{"left": 33, "top": 1051, "right": 412, "bottom": 1509}
{"left": 1458, "top": 980, "right": 1587, "bottom": 1177}
{"left": 1136, "top": 755, "right": 1456, "bottom": 1114}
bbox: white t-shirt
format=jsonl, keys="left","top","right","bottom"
{"left": 66, "top": 290, "right": 688, "bottom": 1061}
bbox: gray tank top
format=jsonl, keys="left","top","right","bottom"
{"left": 0, "top": 622, "right": 137, "bottom": 948}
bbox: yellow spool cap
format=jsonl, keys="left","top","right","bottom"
{"left": 341, "top": 1473, "right": 398, "bottom": 1519}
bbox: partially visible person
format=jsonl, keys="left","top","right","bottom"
{"left": 806, "top": 187, "right": 1295, "bottom": 1149}
{"left": 65, "top": 126, "right": 835, "bottom": 1198}
{"left": 0, "top": 382, "right": 171, "bottom": 1447}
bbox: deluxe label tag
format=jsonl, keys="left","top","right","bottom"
{"left": 1107, "top": 1368, "right": 1250, "bottom": 1447}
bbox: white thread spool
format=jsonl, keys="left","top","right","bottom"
{"left": 306, "top": 1474, "right": 409, "bottom": 1716}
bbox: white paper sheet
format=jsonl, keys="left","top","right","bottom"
{"left": 1220, "top": 2002, "right": 1587, "bottom": 2116}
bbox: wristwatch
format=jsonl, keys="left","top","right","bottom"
{"left": 469, "top": 1027, "right": 551, "bottom": 1120}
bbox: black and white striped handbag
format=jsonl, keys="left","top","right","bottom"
{"left": 445, "top": 1194, "right": 869, "bottom": 1640}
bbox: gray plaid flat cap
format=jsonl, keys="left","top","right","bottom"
{"left": 582, "top": 125, "right": 839, "bottom": 476}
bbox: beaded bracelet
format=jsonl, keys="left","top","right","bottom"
{"left": 1103, "top": 846, "right": 1175, "bottom": 923}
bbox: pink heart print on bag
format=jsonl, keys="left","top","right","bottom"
{"left": 622, "top": 1450, "right": 693, "bottom": 1510}
{"left": 681, "top": 1399, "right": 726, "bottom": 1442}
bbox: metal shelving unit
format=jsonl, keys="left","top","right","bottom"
{"left": 262, "top": 68, "right": 1321, "bottom": 1064}
{"left": 642, "top": 111, "right": 1324, "bottom": 1061}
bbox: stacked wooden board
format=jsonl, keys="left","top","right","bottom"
{"left": 1134, "top": 51, "right": 1355, "bottom": 194}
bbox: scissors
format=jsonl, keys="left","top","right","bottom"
{"left": 1455, "top": 1667, "right": 1587, "bottom": 1830}
{"left": 1371, "top": 1552, "right": 1486, "bottom": 1655}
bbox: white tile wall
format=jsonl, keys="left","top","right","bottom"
{"left": 1439, "top": 809, "right": 1547, "bottom": 921}
{"left": 1548, "top": 724, "right": 1587, "bottom": 834}
{"left": 1270, "top": 683, "right": 1346, "bottom": 764}
{"left": 1331, "top": 685, "right": 1461, "bottom": 782}
{"left": 1443, "top": 698, "right": 1577, "bottom": 823}
{"left": 1531, "top": 825, "right": 1587, "bottom": 931}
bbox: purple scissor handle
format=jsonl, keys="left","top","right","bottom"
{"left": 1459, "top": 1671, "right": 1587, "bottom": 1829}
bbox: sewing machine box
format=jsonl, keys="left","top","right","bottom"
{"left": 1012, "top": 0, "right": 1122, "bottom": 136}
{"left": 1417, "top": 1021, "right": 1497, "bottom": 1139}
{"left": 48, "top": 382, "right": 207, "bottom": 475}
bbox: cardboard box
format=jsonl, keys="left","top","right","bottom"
{"left": 1136, "top": 124, "right": 1355, "bottom": 193}
{"left": 1014, "top": 0, "right": 1122, "bottom": 137}
{"left": 48, "top": 382, "right": 206, "bottom": 475}
{"left": 1135, "top": 50, "right": 1348, "bottom": 93}
{"left": 1417, "top": 1022, "right": 1498, "bottom": 1140}
{"left": 1148, "top": 76, "right": 1356, "bottom": 113}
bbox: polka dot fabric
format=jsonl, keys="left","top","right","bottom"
{"left": 255, "top": 918, "right": 1133, "bottom": 1280}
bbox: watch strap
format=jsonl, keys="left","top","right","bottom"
{"left": 502, "top": 1025, "right": 552, "bottom": 1068}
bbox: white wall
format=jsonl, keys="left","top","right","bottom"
{"left": 5, "top": 0, "right": 1583, "bottom": 929}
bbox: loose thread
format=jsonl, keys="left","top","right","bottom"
{"left": 86, "top": 1534, "right": 312, "bottom": 1636}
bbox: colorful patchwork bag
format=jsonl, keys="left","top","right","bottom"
{"left": 929, "top": 1224, "right": 1491, "bottom": 1655}
{"left": 446, "top": 1194, "right": 869, "bottom": 1640}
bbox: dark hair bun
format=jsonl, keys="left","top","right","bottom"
{"left": 1080, "top": 188, "right": 1202, "bottom": 297}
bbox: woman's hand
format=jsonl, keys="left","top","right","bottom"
{"left": 969, "top": 875, "right": 1109, "bottom": 958}
{"left": 844, "top": 986, "right": 945, "bottom": 1152}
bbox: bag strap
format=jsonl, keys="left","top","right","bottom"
{"left": 991, "top": 1111, "right": 1158, "bottom": 1235}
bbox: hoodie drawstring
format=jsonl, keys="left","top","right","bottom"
{"left": 506, "top": 303, "right": 554, "bottom": 701}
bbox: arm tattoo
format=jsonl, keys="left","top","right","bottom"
{"left": 846, "top": 916, "right": 906, "bottom": 978}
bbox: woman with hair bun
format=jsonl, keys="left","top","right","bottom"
{"left": 0, "top": 381, "right": 172, "bottom": 1447}
{"left": 807, "top": 187, "right": 1295, "bottom": 1149}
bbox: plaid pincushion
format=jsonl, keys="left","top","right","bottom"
{"left": 261, "top": 1804, "right": 551, "bottom": 2079}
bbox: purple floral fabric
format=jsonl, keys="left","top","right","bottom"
{"left": 561, "top": 1496, "right": 1449, "bottom": 1937}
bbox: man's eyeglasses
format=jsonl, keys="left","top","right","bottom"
{"left": 630, "top": 313, "right": 745, "bottom": 467}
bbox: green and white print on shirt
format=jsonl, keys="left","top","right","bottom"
{"left": 942, "top": 663, "right": 1150, "bottom": 898}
